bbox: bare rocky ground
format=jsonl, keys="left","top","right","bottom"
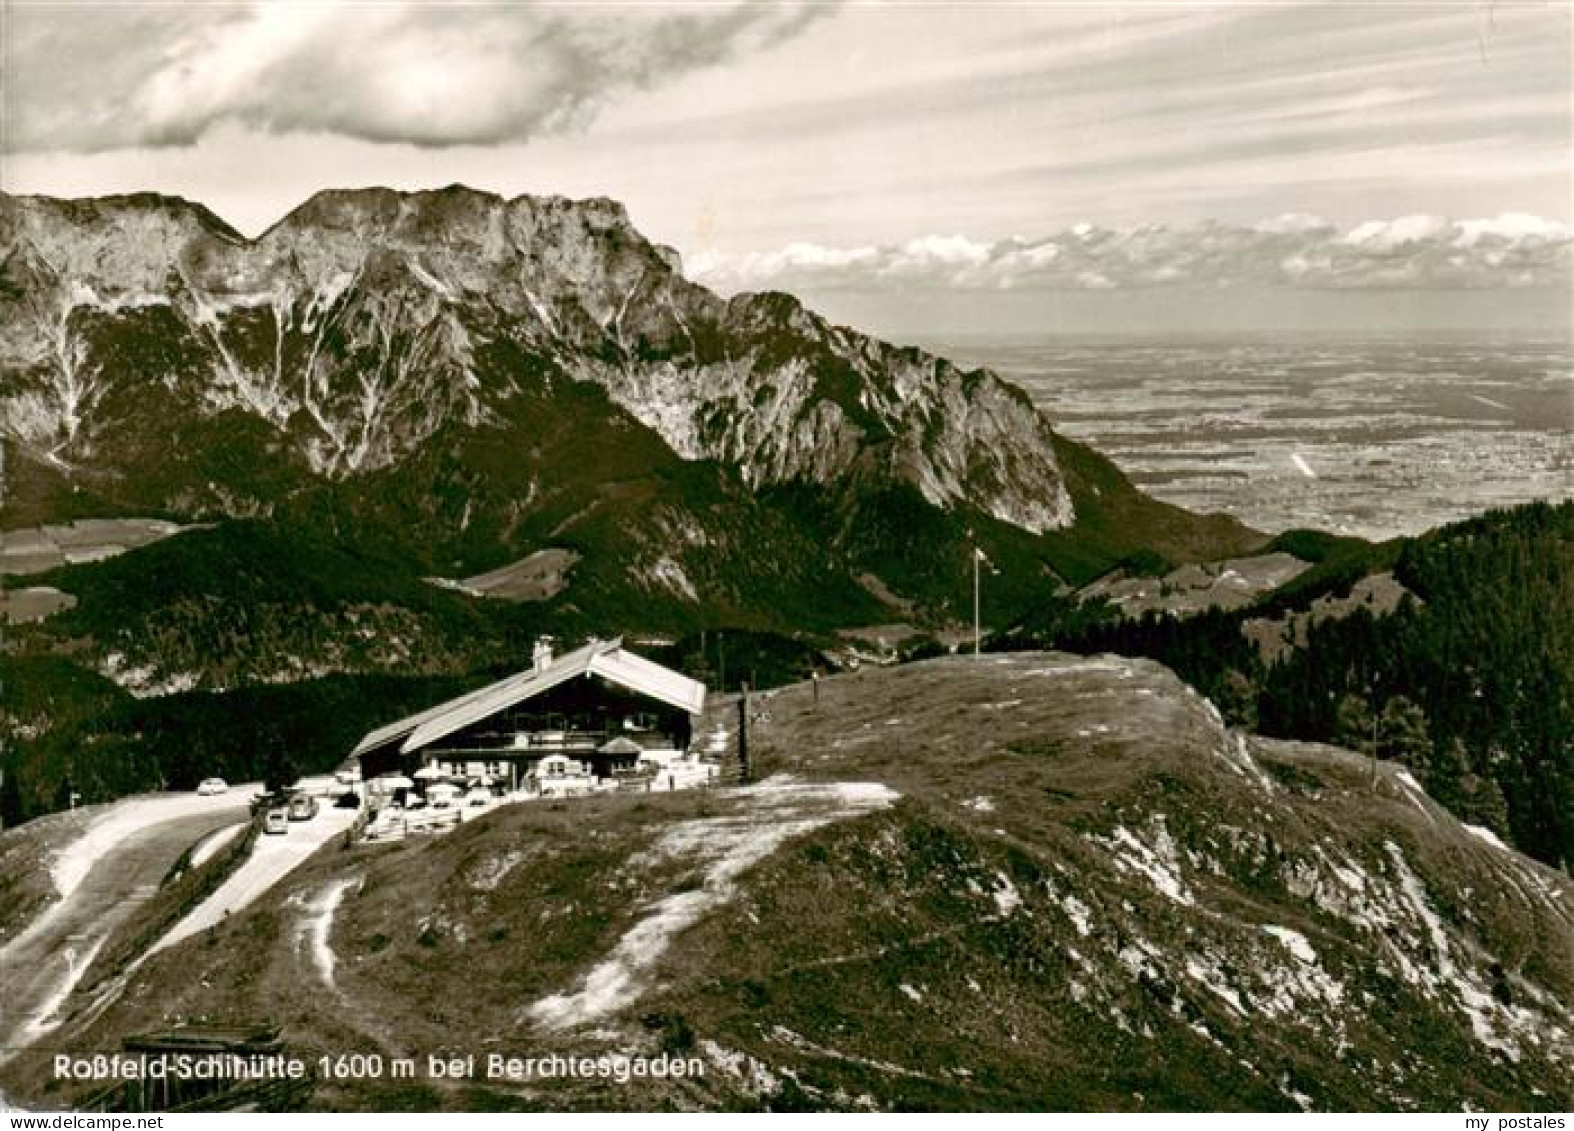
{"left": 0, "top": 653, "right": 1568, "bottom": 1112}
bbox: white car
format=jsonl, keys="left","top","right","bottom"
{"left": 196, "top": 778, "right": 229, "bottom": 796}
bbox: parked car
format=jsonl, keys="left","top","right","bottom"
{"left": 196, "top": 777, "right": 228, "bottom": 796}
{"left": 287, "top": 793, "right": 319, "bottom": 822}
{"left": 333, "top": 791, "right": 361, "bottom": 809}
{"left": 263, "top": 808, "right": 289, "bottom": 834}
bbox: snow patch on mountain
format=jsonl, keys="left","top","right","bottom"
{"left": 1090, "top": 815, "right": 1194, "bottom": 906}
{"left": 526, "top": 777, "right": 898, "bottom": 1031}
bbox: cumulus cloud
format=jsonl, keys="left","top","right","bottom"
{"left": 6, "top": 1, "right": 833, "bottom": 152}
{"left": 690, "top": 215, "right": 1574, "bottom": 294}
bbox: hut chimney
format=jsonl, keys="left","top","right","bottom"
{"left": 533, "top": 637, "right": 554, "bottom": 673}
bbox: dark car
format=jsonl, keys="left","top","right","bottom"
{"left": 334, "top": 791, "right": 361, "bottom": 809}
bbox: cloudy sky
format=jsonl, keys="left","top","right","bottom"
{"left": 3, "top": 1, "right": 1570, "bottom": 335}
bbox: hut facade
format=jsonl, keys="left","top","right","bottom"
{"left": 352, "top": 638, "right": 707, "bottom": 792}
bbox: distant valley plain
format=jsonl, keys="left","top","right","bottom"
{"left": 926, "top": 336, "right": 1572, "bottom": 541}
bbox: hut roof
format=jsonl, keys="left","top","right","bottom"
{"left": 351, "top": 638, "right": 706, "bottom": 758}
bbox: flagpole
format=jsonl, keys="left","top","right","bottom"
{"left": 973, "top": 545, "right": 981, "bottom": 658}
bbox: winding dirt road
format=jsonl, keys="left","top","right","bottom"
{"left": 0, "top": 790, "right": 254, "bottom": 1060}
{"left": 153, "top": 803, "right": 356, "bottom": 953}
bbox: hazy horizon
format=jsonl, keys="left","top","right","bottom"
{"left": 2, "top": 180, "right": 1567, "bottom": 342}
{"left": 5, "top": 3, "right": 1570, "bottom": 339}
{"left": 797, "top": 285, "right": 1574, "bottom": 342}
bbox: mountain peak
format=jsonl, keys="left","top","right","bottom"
{"left": 0, "top": 189, "right": 245, "bottom": 245}
{"left": 0, "top": 184, "right": 1089, "bottom": 537}
{"left": 0, "top": 185, "right": 645, "bottom": 254}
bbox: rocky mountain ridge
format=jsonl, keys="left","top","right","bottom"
{"left": 1, "top": 186, "right": 1070, "bottom": 533}
{"left": 0, "top": 186, "right": 1265, "bottom": 737}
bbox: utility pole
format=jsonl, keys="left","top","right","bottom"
{"left": 973, "top": 543, "right": 990, "bottom": 657}
{"left": 737, "top": 682, "right": 751, "bottom": 784}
